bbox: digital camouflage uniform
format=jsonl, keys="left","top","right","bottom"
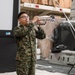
{"left": 13, "top": 23, "right": 45, "bottom": 75}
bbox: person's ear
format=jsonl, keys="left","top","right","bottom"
{"left": 18, "top": 19, "right": 21, "bottom": 23}
{"left": 18, "top": 19, "right": 20, "bottom": 22}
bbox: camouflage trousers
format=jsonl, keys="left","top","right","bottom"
{"left": 16, "top": 60, "right": 35, "bottom": 75}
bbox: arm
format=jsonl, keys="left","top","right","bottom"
{"left": 35, "top": 26, "right": 46, "bottom": 39}
{"left": 13, "top": 26, "right": 28, "bottom": 38}
{"left": 32, "top": 16, "right": 46, "bottom": 39}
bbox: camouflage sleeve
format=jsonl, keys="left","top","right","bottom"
{"left": 35, "top": 27, "right": 46, "bottom": 39}
{"left": 13, "top": 23, "right": 34, "bottom": 38}
{"left": 27, "top": 22, "right": 34, "bottom": 30}
{"left": 13, "top": 26, "right": 28, "bottom": 38}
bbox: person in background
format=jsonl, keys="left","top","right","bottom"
{"left": 13, "top": 12, "right": 46, "bottom": 75}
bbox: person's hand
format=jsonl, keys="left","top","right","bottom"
{"left": 32, "top": 16, "right": 40, "bottom": 23}
{"left": 32, "top": 16, "right": 46, "bottom": 25}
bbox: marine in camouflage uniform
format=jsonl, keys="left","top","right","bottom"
{"left": 13, "top": 22, "right": 45, "bottom": 75}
